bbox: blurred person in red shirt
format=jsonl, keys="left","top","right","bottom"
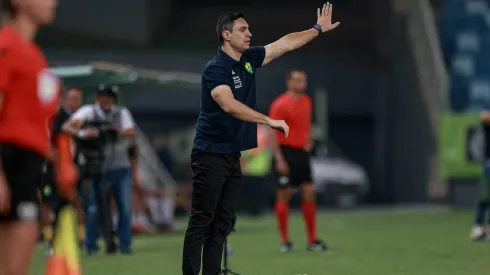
{"left": 0, "top": 0, "right": 60, "bottom": 274}
{"left": 269, "top": 69, "right": 327, "bottom": 252}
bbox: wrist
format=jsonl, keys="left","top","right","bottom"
{"left": 264, "top": 116, "right": 273, "bottom": 126}
{"left": 313, "top": 24, "right": 322, "bottom": 35}
{"left": 77, "top": 130, "right": 86, "bottom": 138}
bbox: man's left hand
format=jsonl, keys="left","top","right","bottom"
{"left": 316, "top": 2, "right": 340, "bottom": 33}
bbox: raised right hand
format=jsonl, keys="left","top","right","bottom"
{"left": 316, "top": 2, "right": 340, "bottom": 33}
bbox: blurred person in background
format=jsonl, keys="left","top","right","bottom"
{"left": 41, "top": 87, "right": 82, "bottom": 255}
{"left": 470, "top": 111, "right": 490, "bottom": 241}
{"left": 269, "top": 69, "right": 327, "bottom": 252}
{"left": 127, "top": 142, "right": 157, "bottom": 234}
{"left": 240, "top": 124, "right": 272, "bottom": 216}
{"left": 62, "top": 85, "right": 136, "bottom": 255}
{"left": 157, "top": 135, "right": 174, "bottom": 176}
{"left": 0, "top": 0, "right": 60, "bottom": 273}
{"left": 176, "top": 166, "right": 193, "bottom": 213}
{"left": 145, "top": 135, "right": 176, "bottom": 231}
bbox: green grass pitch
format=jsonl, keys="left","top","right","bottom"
{"left": 30, "top": 209, "right": 490, "bottom": 275}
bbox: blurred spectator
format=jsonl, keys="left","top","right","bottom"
{"left": 176, "top": 166, "right": 193, "bottom": 213}
{"left": 239, "top": 125, "right": 273, "bottom": 216}
{"left": 470, "top": 111, "right": 490, "bottom": 240}
{"left": 127, "top": 143, "right": 153, "bottom": 234}
{"left": 157, "top": 135, "right": 174, "bottom": 177}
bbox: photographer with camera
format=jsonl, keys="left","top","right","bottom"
{"left": 62, "top": 85, "right": 136, "bottom": 255}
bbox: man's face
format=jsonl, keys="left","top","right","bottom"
{"left": 287, "top": 71, "right": 308, "bottom": 93}
{"left": 16, "top": 0, "right": 58, "bottom": 25}
{"left": 64, "top": 89, "right": 81, "bottom": 112}
{"left": 97, "top": 96, "right": 115, "bottom": 110}
{"left": 225, "top": 18, "right": 252, "bottom": 52}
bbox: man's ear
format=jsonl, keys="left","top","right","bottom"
{"left": 222, "top": 30, "right": 231, "bottom": 42}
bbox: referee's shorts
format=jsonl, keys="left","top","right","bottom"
{"left": 274, "top": 145, "right": 313, "bottom": 188}
{"left": 0, "top": 143, "right": 45, "bottom": 222}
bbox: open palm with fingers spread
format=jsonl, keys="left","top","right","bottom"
{"left": 317, "top": 2, "right": 340, "bottom": 32}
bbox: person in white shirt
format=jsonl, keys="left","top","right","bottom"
{"left": 62, "top": 85, "right": 136, "bottom": 255}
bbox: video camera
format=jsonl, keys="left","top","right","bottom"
{"left": 77, "top": 85, "right": 121, "bottom": 175}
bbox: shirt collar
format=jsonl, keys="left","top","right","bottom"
{"left": 217, "top": 46, "right": 240, "bottom": 65}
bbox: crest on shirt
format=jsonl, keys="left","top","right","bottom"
{"left": 37, "top": 70, "right": 59, "bottom": 104}
{"left": 244, "top": 62, "right": 253, "bottom": 74}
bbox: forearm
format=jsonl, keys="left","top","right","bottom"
{"left": 131, "top": 162, "right": 139, "bottom": 180}
{"left": 119, "top": 128, "right": 136, "bottom": 139}
{"left": 227, "top": 99, "right": 270, "bottom": 125}
{"left": 62, "top": 122, "right": 80, "bottom": 137}
{"left": 279, "top": 28, "right": 319, "bottom": 52}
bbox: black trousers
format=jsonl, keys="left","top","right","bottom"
{"left": 182, "top": 149, "right": 241, "bottom": 275}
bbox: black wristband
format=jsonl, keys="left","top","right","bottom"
{"left": 313, "top": 24, "right": 322, "bottom": 35}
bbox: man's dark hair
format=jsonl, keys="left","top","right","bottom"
{"left": 96, "top": 84, "right": 119, "bottom": 102}
{"left": 216, "top": 12, "right": 246, "bottom": 44}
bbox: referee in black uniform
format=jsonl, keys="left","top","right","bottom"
{"left": 182, "top": 4, "right": 339, "bottom": 275}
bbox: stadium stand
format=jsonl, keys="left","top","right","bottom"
{"left": 439, "top": 0, "right": 490, "bottom": 112}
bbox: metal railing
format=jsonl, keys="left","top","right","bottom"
{"left": 405, "top": 0, "right": 449, "bottom": 200}
{"left": 407, "top": 0, "right": 449, "bottom": 116}
{"left": 136, "top": 126, "right": 176, "bottom": 190}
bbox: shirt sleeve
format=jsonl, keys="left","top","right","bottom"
{"left": 245, "top": 46, "right": 266, "bottom": 69}
{"left": 203, "top": 64, "right": 232, "bottom": 92}
{"left": 0, "top": 46, "right": 13, "bottom": 92}
{"left": 120, "top": 107, "right": 135, "bottom": 130}
{"left": 70, "top": 105, "right": 93, "bottom": 122}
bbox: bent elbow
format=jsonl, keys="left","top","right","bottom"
{"left": 221, "top": 104, "right": 232, "bottom": 113}
{"left": 218, "top": 99, "right": 234, "bottom": 113}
